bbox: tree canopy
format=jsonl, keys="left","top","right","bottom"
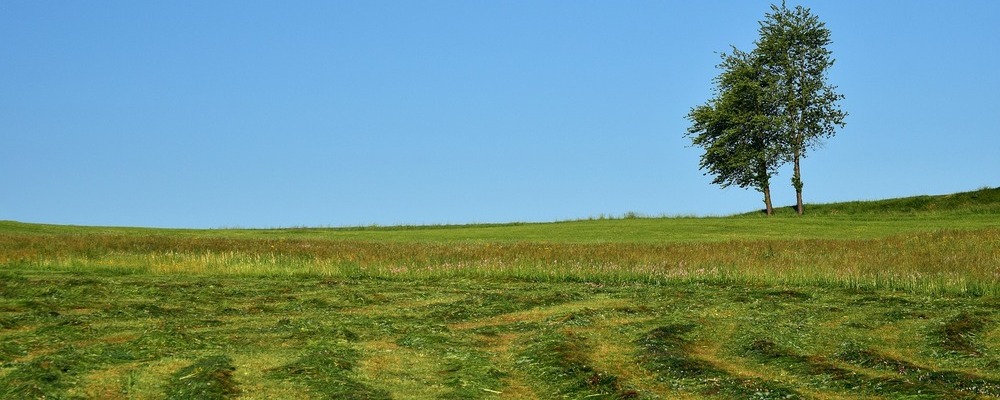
{"left": 756, "top": 2, "right": 847, "bottom": 214}
{"left": 687, "top": 49, "right": 785, "bottom": 215}
{"left": 686, "top": 2, "right": 845, "bottom": 215}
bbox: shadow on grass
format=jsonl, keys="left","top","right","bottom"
{"left": 637, "top": 324, "right": 801, "bottom": 399}
{"left": 164, "top": 355, "right": 240, "bottom": 400}
{"left": 746, "top": 338, "right": 1000, "bottom": 398}
{"left": 932, "top": 312, "right": 991, "bottom": 356}
{"left": 517, "top": 329, "right": 639, "bottom": 399}
{"left": 268, "top": 343, "right": 390, "bottom": 399}
{"left": 837, "top": 344, "right": 1000, "bottom": 397}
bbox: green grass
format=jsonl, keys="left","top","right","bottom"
{"left": 1, "top": 274, "right": 998, "bottom": 399}
{"left": 1, "top": 187, "right": 999, "bottom": 398}
{"left": 756, "top": 186, "right": 1000, "bottom": 216}
{"left": 2, "top": 187, "right": 998, "bottom": 243}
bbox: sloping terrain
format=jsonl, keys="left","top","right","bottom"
{"left": 1, "top": 187, "right": 999, "bottom": 398}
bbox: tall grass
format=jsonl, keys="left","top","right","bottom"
{"left": 3, "top": 187, "right": 998, "bottom": 294}
{"left": 3, "top": 213, "right": 999, "bottom": 244}
{"left": 2, "top": 227, "right": 997, "bottom": 295}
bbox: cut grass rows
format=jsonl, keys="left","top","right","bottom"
{"left": 1, "top": 273, "right": 997, "bottom": 398}
{"left": 2, "top": 188, "right": 999, "bottom": 397}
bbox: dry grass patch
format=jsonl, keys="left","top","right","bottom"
{"left": 584, "top": 322, "right": 682, "bottom": 398}
{"left": 230, "top": 352, "right": 308, "bottom": 400}
{"left": 356, "top": 339, "right": 451, "bottom": 398}
{"left": 451, "top": 297, "right": 627, "bottom": 331}
{"left": 473, "top": 332, "right": 537, "bottom": 399}
{"left": 118, "top": 357, "right": 191, "bottom": 399}
{"left": 341, "top": 294, "right": 466, "bottom": 317}
{"left": 69, "top": 363, "right": 133, "bottom": 399}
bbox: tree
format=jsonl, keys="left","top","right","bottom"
{"left": 686, "top": 49, "right": 786, "bottom": 215}
{"left": 756, "top": 2, "right": 846, "bottom": 215}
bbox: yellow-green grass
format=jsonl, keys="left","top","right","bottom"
{"left": 2, "top": 212, "right": 997, "bottom": 243}
{"left": 1, "top": 225, "right": 997, "bottom": 295}
{"left": 2, "top": 188, "right": 998, "bottom": 243}
{"left": 1, "top": 188, "right": 999, "bottom": 398}
{"left": 4, "top": 274, "right": 997, "bottom": 399}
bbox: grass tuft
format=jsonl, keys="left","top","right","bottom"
{"left": 933, "top": 312, "right": 991, "bottom": 356}
{"left": 638, "top": 327, "right": 801, "bottom": 398}
{"left": 516, "top": 329, "right": 637, "bottom": 398}
{"left": 637, "top": 324, "right": 712, "bottom": 379}
{"left": 164, "top": 355, "right": 240, "bottom": 399}
{"left": 268, "top": 343, "right": 391, "bottom": 399}
{"left": 837, "top": 343, "right": 1000, "bottom": 396}
{"left": 0, "top": 346, "right": 93, "bottom": 399}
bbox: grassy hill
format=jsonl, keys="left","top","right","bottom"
{"left": 755, "top": 186, "right": 1000, "bottom": 216}
{"left": 1, "top": 186, "right": 998, "bottom": 294}
{"left": 2, "top": 186, "right": 999, "bottom": 243}
{"left": 1, "top": 188, "right": 999, "bottom": 399}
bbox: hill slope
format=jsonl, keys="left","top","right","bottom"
{"left": 0, "top": 192, "right": 998, "bottom": 399}
{"left": 1, "top": 187, "right": 998, "bottom": 243}
{"left": 755, "top": 186, "right": 1000, "bottom": 216}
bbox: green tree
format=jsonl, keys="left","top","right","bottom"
{"left": 687, "top": 49, "right": 786, "bottom": 215}
{"left": 756, "top": 2, "right": 846, "bottom": 215}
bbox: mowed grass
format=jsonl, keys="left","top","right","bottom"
{"left": 2, "top": 274, "right": 999, "bottom": 399}
{"left": 1, "top": 187, "right": 999, "bottom": 398}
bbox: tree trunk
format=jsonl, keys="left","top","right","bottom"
{"left": 763, "top": 185, "right": 774, "bottom": 216}
{"left": 792, "top": 152, "right": 804, "bottom": 215}
{"left": 796, "top": 189, "right": 804, "bottom": 215}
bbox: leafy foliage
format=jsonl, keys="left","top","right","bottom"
{"left": 687, "top": 49, "right": 786, "bottom": 214}
{"left": 756, "top": 2, "right": 847, "bottom": 213}
{"left": 687, "top": 2, "right": 846, "bottom": 214}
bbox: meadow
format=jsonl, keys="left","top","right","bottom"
{"left": 1, "top": 188, "right": 998, "bottom": 399}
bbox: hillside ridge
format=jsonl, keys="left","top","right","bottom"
{"left": 746, "top": 186, "right": 1000, "bottom": 216}
{"left": 2, "top": 186, "right": 998, "bottom": 235}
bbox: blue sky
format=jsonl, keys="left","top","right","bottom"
{"left": 3, "top": 1, "right": 998, "bottom": 228}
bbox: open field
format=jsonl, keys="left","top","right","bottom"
{"left": 1, "top": 188, "right": 999, "bottom": 398}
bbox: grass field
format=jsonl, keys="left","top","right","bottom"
{"left": 1, "top": 188, "right": 999, "bottom": 398}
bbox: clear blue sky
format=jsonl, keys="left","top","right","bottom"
{"left": 3, "top": 1, "right": 998, "bottom": 228}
